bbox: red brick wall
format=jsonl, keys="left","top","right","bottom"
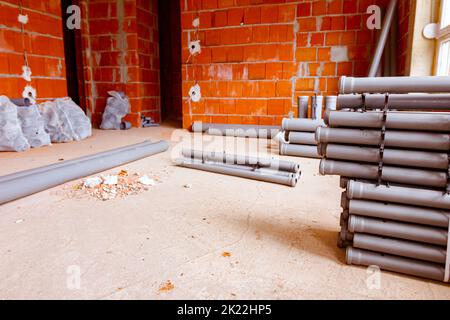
{"left": 0, "top": 0, "right": 67, "bottom": 100}
{"left": 397, "top": 0, "right": 411, "bottom": 76}
{"left": 78, "top": 0, "right": 160, "bottom": 127}
{"left": 180, "top": 0, "right": 397, "bottom": 129}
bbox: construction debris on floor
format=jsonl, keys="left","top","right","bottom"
{"left": 74, "top": 170, "right": 159, "bottom": 201}
{"left": 177, "top": 149, "right": 300, "bottom": 187}
{"left": 319, "top": 75, "right": 450, "bottom": 283}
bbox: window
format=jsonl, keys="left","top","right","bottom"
{"left": 436, "top": 0, "right": 450, "bottom": 75}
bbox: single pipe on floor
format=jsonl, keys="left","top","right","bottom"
{"left": 347, "top": 180, "right": 450, "bottom": 210}
{"left": 288, "top": 132, "right": 316, "bottom": 145}
{"left": 298, "top": 96, "right": 309, "bottom": 118}
{"left": 353, "top": 233, "right": 447, "bottom": 264}
{"left": 348, "top": 215, "right": 448, "bottom": 246}
{"left": 280, "top": 143, "right": 321, "bottom": 158}
{"left": 337, "top": 93, "right": 450, "bottom": 110}
{"left": 176, "top": 158, "right": 298, "bottom": 187}
{"left": 0, "top": 140, "right": 170, "bottom": 205}
{"left": 208, "top": 161, "right": 298, "bottom": 178}
{"left": 282, "top": 118, "right": 325, "bottom": 132}
{"left": 349, "top": 199, "right": 450, "bottom": 228}
{"left": 181, "top": 149, "right": 300, "bottom": 173}
{"left": 346, "top": 247, "right": 445, "bottom": 281}
{"left": 318, "top": 144, "right": 449, "bottom": 169}
{"left": 319, "top": 159, "right": 448, "bottom": 188}
{"left": 316, "top": 127, "right": 450, "bottom": 151}
{"left": 339, "top": 76, "right": 450, "bottom": 94}
{"left": 325, "top": 110, "right": 450, "bottom": 132}
{"left": 368, "top": 0, "right": 398, "bottom": 77}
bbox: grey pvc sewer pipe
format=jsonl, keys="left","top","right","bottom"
{"left": 339, "top": 76, "right": 450, "bottom": 94}
{"left": 176, "top": 158, "right": 298, "bottom": 187}
{"left": 181, "top": 149, "right": 300, "bottom": 173}
{"left": 319, "top": 159, "right": 447, "bottom": 188}
{"left": 337, "top": 93, "right": 450, "bottom": 110}
{"left": 209, "top": 161, "right": 298, "bottom": 178}
{"left": 0, "top": 140, "right": 170, "bottom": 205}
{"left": 298, "top": 96, "right": 309, "bottom": 118}
{"left": 348, "top": 215, "right": 448, "bottom": 246}
{"left": 316, "top": 127, "right": 450, "bottom": 151}
{"left": 349, "top": 199, "right": 450, "bottom": 228}
{"left": 347, "top": 180, "right": 450, "bottom": 210}
{"left": 312, "top": 96, "right": 323, "bottom": 120}
{"left": 288, "top": 132, "right": 316, "bottom": 145}
{"left": 318, "top": 144, "right": 449, "bottom": 169}
{"left": 280, "top": 143, "right": 321, "bottom": 158}
{"left": 282, "top": 118, "right": 325, "bottom": 132}
{"left": 368, "top": 0, "right": 398, "bottom": 77}
{"left": 325, "top": 110, "right": 450, "bottom": 132}
{"left": 353, "top": 233, "right": 447, "bottom": 264}
{"left": 346, "top": 247, "right": 445, "bottom": 281}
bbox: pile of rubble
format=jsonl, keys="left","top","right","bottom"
{"left": 74, "top": 170, "right": 158, "bottom": 201}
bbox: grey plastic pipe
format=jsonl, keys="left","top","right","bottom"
{"left": 337, "top": 93, "right": 450, "bottom": 110}
{"left": 181, "top": 149, "right": 300, "bottom": 173}
{"left": 353, "top": 233, "right": 447, "bottom": 264}
{"left": 209, "top": 161, "right": 298, "bottom": 178}
{"left": 312, "top": 96, "right": 323, "bottom": 120}
{"left": 280, "top": 143, "right": 321, "bottom": 158}
{"left": 347, "top": 180, "right": 450, "bottom": 210}
{"left": 316, "top": 127, "right": 450, "bottom": 151}
{"left": 348, "top": 215, "right": 448, "bottom": 246}
{"left": 339, "top": 76, "right": 450, "bottom": 94}
{"left": 325, "top": 110, "right": 450, "bottom": 132}
{"left": 192, "top": 122, "right": 280, "bottom": 138}
{"left": 176, "top": 158, "right": 298, "bottom": 187}
{"left": 318, "top": 144, "right": 449, "bottom": 169}
{"left": 346, "top": 247, "right": 445, "bottom": 281}
{"left": 349, "top": 199, "right": 450, "bottom": 228}
{"left": 325, "top": 96, "right": 337, "bottom": 112}
{"left": 368, "top": 0, "right": 398, "bottom": 77}
{"left": 319, "top": 159, "right": 447, "bottom": 188}
{"left": 0, "top": 140, "right": 170, "bottom": 205}
{"left": 298, "top": 96, "right": 309, "bottom": 118}
{"left": 288, "top": 132, "right": 316, "bottom": 145}
{"left": 282, "top": 118, "right": 325, "bottom": 132}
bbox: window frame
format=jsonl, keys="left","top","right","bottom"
{"left": 435, "top": 0, "right": 450, "bottom": 75}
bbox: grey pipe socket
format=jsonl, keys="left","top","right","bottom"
{"left": 337, "top": 93, "right": 450, "bottom": 110}
{"left": 348, "top": 215, "right": 448, "bottom": 246}
{"left": 325, "top": 110, "right": 450, "bottom": 132}
{"left": 347, "top": 180, "right": 450, "bottom": 210}
{"left": 288, "top": 132, "right": 316, "bottom": 145}
{"left": 346, "top": 247, "right": 445, "bottom": 281}
{"left": 181, "top": 149, "right": 300, "bottom": 173}
{"left": 319, "top": 159, "right": 448, "bottom": 188}
{"left": 349, "top": 199, "right": 450, "bottom": 228}
{"left": 316, "top": 127, "right": 450, "bottom": 151}
{"left": 339, "top": 76, "right": 450, "bottom": 94}
{"left": 353, "top": 233, "right": 447, "bottom": 264}
{"left": 318, "top": 144, "right": 449, "bottom": 169}
{"left": 280, "top": 143, "right": 321, "bottom": 159}
{"left": 176, "top": 158, "right": 298, "bottom": 187}
{"left": 282, "top": 118, "right": 325, "bottom": 132}
{"left": 0, "top": 140, "right": 170, "bottom": 205}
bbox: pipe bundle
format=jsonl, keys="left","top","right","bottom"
{"left": 320, "top": 75, "right": 450, "bottom": 282}
{"left": 279, "top": 118, "right": 323, "bottom": 158}
{"left": 177, "top": 149, "right": 301, "bottom": 187}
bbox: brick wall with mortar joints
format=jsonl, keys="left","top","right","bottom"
{"left": 0, "top": 0, "right": 67, "bottom": 101}
{"left": 180, "top": 0, "right": 410, "bottom": 129}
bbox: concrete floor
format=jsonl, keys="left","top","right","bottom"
{"left": 0, "top": 123, "right": 449, "bottom": 300}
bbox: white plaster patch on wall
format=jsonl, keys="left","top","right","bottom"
{"left": 188, "top": 40, "right": 201, "bottom": 56}
{"left": 18, "top": 14, "right": 28, "bottom": 24}
{"left": 314, "top": 78, "right": 319, "bottom": 93}
{"left": 192, "top": 17, "right": 200, "bottom": 28}
{"left": 330, "top": 46, "right": 349, "bottom": 62}
{"left": 242, "top": 65, "right": 248, "bottom": 80}
{"left": 21, "top": 65, "right": 32, "bottom": 81}
{"left": 189, "top": 84, "right": 201, "bottom": 102}
{"left": 217, "top": 65, "right": 233, "bottom": 80}
{"left": 316, "top": 62, "right": 324, "bottom": 76}
{"left": 316, "top": 17, "right": 323, "bottom": 31}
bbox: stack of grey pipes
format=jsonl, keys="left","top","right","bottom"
{"left": 279, "top": 96, "right": 336, "bottom": 159}
{"left": 318, "top": 75, "right": 450, "bottom": 282}
{"left": 177, "top": 149, "right": 301, "bottom": 187}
